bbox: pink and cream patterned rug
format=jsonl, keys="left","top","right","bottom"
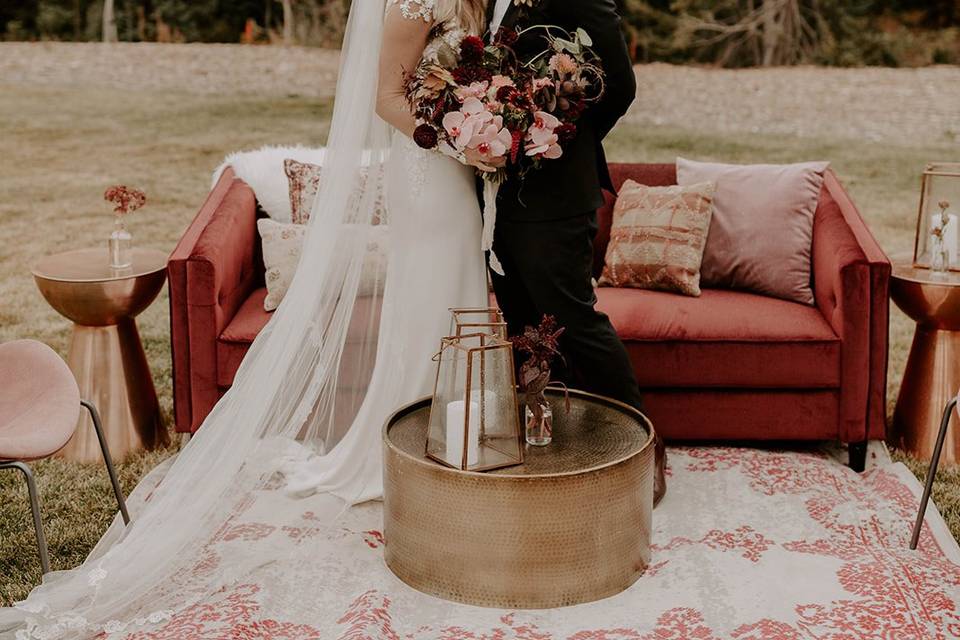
{"left": 116, "top": 446, "right": 960, "bottom": 639}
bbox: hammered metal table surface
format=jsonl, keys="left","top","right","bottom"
{"left": 383, "top": 389, "right": 655, "bottom": 610}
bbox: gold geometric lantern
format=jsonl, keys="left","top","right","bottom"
{"left": 913, "top": 163, "right": 960, "bottom": 272}
{"left": 426, "top": 332, "right": 523, "bottom": 472}
{"left": 449, "top": 307, "right": 507, "bottom": 339}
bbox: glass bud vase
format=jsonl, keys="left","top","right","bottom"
{"left": 525, "top": 401, "right": 553, "bottom": 447}
{"left": 109, "top": 216, "right": 132, "bottom": 269}
{"left": 931, "top": 232, "right": 950, "bottom": 274}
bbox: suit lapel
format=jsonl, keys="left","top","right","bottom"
{"left": 500, "top": 2, "right": 521, "bottom": 31}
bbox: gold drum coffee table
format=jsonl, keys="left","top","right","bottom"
{"left": 32, "top": 248, "right": 169, "bottom": 463}
{"left": 383, "top": 389, "right": 655, "bottom": 609}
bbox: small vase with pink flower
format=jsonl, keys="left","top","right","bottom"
{"left": 104, "top": 185, "right": 146, "bottom": 269}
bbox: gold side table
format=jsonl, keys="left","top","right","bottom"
{"left": 383, "top": 389, "right": 655, "bottom": 609}
{"left": 32, "top": 248, "right": 170, "bottom": 463}
{"left": 890, "top": 258, "right": 960, "bottom": 466}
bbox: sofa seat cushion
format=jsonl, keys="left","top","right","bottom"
{"left": 217, "top": 288, "right": 382, "bottom": 388}
{"left": 596, "top": 287, "right": 840, "bottom": 389}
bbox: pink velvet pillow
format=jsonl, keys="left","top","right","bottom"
{"left": 676, "top": 158, "right": 829, "bottom": 305}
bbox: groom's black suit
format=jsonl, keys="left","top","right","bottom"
{"left": 483, "top": 0, "right": 643, "bottom": 412}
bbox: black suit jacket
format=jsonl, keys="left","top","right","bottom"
{"left": 483, "top": 0, "right": 637, "bottom": 221}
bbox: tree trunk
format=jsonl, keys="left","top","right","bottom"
{"left": 102, "top": 0, "right": 119, "bottom": 42}
{"left": 74, "top": 0, "right": 82, "bottom": 40}
{"left": 281, "top": 0, "right": 295, "bottom": 45}
{"left": 760, "top": 0, "right": 780, "bottom": 66}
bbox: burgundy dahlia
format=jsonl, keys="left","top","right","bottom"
{"left": 496, "top": 85, "right": 516, "bottom": 102}
{"left": 413, "top": 123, "right": 439, "bottom": 149}
{"left": 452, "top": 65, "right": 492, "bottom": 86}
{"left": 495, "top": 26, "right": 519, "bottom": 47}
{"left": 460, "top": 35, "right": 486, "bottom": 63}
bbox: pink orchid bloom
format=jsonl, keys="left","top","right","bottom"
{"left": 443, "top": 98, "right": 493, "bottom": 149}
{"left": 461, "top": 96, "right": 487, "bottom": 116}
{"left": 491, "top": 75, "right": 515, "bottom": 89}
{"left": 455, "top": 81, "right": 490, "bottom": 101}
{"left": 525, "top": 111, "right": 563, "bottom": 159}
{"left": 467, "top": 119, "right": 512, "bottom": 172}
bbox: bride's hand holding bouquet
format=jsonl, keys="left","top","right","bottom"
{"left": 406, "top": 25, "right": 605, "bottom": 180}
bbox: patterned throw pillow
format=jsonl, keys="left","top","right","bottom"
{"left": 284, "top": 158, "right": 387, "bottom": 226}
{"left": 599, "top": 180, "right": 716, "bottom": 297}
{"left": 258, "top": 219, "right": 390, "bottom": 312}
{"left": 258, "top": 219, "right": 308, "bottom": 312}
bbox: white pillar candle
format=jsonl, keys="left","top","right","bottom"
{"left": 931, "top": 214, "right": 959, "bottom": 265}
{"left": 446, "top": 400, "right": 480, "bottom": 467}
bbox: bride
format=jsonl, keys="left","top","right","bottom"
{"left": 1, "top": 0, "right": 492, "bottom": 637}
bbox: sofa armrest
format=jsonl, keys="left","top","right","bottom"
{"left": 812, "top": 170, "right": 891, "bottom": 443}
{"left": 168, "top": 168, "right": 261, "bottom": 433}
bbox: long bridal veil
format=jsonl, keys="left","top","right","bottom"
{"left": 1, "top": 1, "right": 399, "bottom": 637}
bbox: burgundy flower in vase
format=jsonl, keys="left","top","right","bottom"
{"left": 104, "top": 185, "right": 147, "bottom": 216}
{"left": 513, "top": 315, "right": 566, "bottom": 430}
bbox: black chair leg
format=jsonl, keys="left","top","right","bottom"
{"left": 910, "top": 396, "right": 957, "bottom": 550}
{"left": 848, "top": 440, "right": 867, "bottom": 473}
{"left": 0, "top": 461, "right": 50, "bottom": 574}
{"left": 81, "top": 400, "right": 131, "bottom": 525}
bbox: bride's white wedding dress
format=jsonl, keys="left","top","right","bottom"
{"left": 0, "top": 1, "right": 488, "bottom": 637}
{"left": 281, "top": 0, "right": 486, "bottom": 502}
{"left": 282, "top": 136, "right": 488, "bottom": 502}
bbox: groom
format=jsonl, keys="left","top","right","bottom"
{"left": 483, "top": 0, "right": 666, "bottom": 504}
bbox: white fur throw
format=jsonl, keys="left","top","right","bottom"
{"left": 212, "top": 145, "right": 327, "bottom": 222}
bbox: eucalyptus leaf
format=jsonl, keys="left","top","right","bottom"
{"left": 555, "top": 38, "right": 580, "bottom": 55}
{"left": 576, "top": 28, "right": 593, "bottom": 47}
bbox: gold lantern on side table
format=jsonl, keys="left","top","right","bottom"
{"left": 913, "top": 163, "right": 960, "bottom": 273}
{"left": 426, "top": 332, "right": 523, "bottom": 471}
{"left": 449, "top": 307, "right": 507, "bottom": 339}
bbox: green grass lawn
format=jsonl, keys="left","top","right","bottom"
{"left": 0, "top": 83, "right": 956, "bottom": 605}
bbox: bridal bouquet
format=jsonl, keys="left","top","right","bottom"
{"left": 405, "top": 25, "right": 605, "bottom": 273}
{"left": 406, "top": 26, "right": 604, "bottom": 177}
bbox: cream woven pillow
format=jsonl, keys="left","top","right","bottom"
{"left": 599, "top": 180, "right": 716, "bottom": 297}
{"left": 258, "top": 219, "right": 390, "bottom": 312}
{"left": 258, "top": 219, "right": 308, "bottom": 311}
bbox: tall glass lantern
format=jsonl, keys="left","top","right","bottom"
{"left": 449, "top": 307, "right": 507, "bottom": 340}
{"left": 426, "top": 332, "right": 523, "bottom": 472}
{"left": 913, "top": 163, "right": 960, "bottom": 273}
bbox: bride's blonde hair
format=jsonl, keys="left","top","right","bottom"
{"left": 433, "top": 0, "right": 487, "bottom": 35}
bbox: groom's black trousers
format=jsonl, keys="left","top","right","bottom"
{"left": 490, "top": 212, "right": 644, "bottom": 412}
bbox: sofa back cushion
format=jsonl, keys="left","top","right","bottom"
{"left": 677, "top": 158, "right": 829, "bottom": 305}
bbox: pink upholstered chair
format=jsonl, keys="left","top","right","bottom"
{"left": 0, "top": 340, "right": 130, "bottom": 574}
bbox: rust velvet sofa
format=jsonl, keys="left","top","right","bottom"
{"left": 169, "top": 163, "right": 890, "bottom": 470}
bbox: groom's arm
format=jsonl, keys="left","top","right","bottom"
{"left": 554, "top": 0, "right": 636, "bottom": 141}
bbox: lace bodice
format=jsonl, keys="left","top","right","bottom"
{"left": 386, "top": 0, "right": 467, "bottom": 63}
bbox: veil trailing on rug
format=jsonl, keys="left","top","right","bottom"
{"left": 1, "top": 2, "right": 403, "bottom": 637}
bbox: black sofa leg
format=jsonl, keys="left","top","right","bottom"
{"left": 848, "top": 440, "right": 867, "bottom": 473}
